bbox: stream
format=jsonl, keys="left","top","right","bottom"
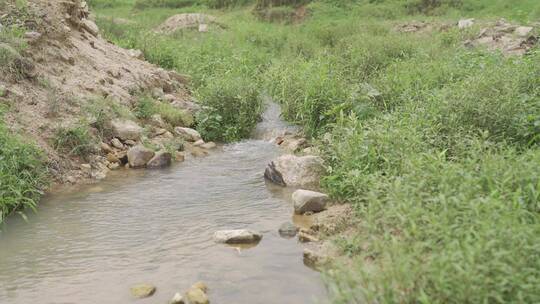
{"left": 0, "top": 103, "right": 328, "bottom": 304}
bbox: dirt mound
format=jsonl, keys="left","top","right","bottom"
{"left": 464, "top": 19, "right": 538, "bottom": 56}
{"left": 0, "top": 0, "right": 195, "bottom": 184}
{"left": 155, "top": 13, "right": 218, "bottom": 33}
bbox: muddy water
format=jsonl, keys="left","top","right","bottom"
{"left": 0, "top": 104, "right": 327, "bottom": 304}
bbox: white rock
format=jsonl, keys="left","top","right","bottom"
{"left": 213, "top": 229, "right": 262, "bottom": 244}
{"left": 292, "top": 189, "right": 329, "bottom": 214}
{"left": 170, "top": 292, "right": 185, "bottom": 304}
{"left": 198, "top": 24, "right": 208, "bottom": 32}
{"left": 458, "top": 18, "right": 475, "bottom": 29}
{"left": 111, "top": 120, "right": 143, "bottom": 141}
{"left": 174, "top": 127, "right": 202, "bottom": 142}
{"left": 515, "top": 26, "right": 533, "bottom": 37}
{"left": 128, "top": 49, "right": 144, "bottom": 60}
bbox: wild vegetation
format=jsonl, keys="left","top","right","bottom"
{"left": 0, "top": 107, "right": 48, "bottom": 223}
{"left": 0, "top": 0, "right": 538, "bottom": 301}
{"left": 89, "top": 0, "right": 540, "bottom": 302}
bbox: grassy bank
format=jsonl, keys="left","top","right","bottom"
{"left": 93, "top": 0, "right": 540, "bottom": 302}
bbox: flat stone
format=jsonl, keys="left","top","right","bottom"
{"left": 130, "top": 283, "right": 156, "bottom": 299}
{"left": 193, "top": 139, "right": 205, "bottom": 146}
{"left": 265, "top": 155, "right": 324, "bottom": 188}
{"left": 201, "top": 142, "right": 216, "bottom": 149}
{"left": 292, "top": 189, "right": 329, "bottom": 214}
{"left": 458, "top": 18, "right": 475, "bottom": 29}
{"left": 174, "top": 127, "right": 202, "bottom": 142}
{"left": 111, "top": 137, "right": 124, "bottom": 149}
{"left": 515, "top": 26, "right": 533, "bottom": 37}
{"left": 213, "top": 229, "right": 262, "bottom": 244}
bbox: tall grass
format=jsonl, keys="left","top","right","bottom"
{"left": 0, "top": 110, "right": 48, "bottom": 223}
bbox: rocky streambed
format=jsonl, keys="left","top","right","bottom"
{"left": 0, "top": 103, "right": 332, "bottom": 304}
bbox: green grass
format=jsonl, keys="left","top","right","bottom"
{"left": 134, "top": 95, "right": 194, "bottom": 127}
{"left": 53, "top": 124, "right": 96, "bottom": 158}
{"left": 0, "top": 109, "right": 48, "bottom": 224}
{"left": 88, "top": 0, "right": 540, "bottom": 302}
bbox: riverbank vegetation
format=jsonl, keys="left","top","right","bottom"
{"left": 0, "top": 107, "right": 48, "bottom": 223}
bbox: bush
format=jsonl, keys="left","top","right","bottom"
{"left": 195, "top": 76, "right": 262, "bottom": 141}
{"left": 0, "top": 111, "right": 48, "bottom": 223}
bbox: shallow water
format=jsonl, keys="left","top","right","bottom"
{"left": 0, "top": 104, "right": 327, "bottom": 304}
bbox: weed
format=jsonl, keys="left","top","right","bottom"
{"left": 53, "top": 124, "right": 96, "bottom": 157}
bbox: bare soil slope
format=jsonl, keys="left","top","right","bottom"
{"left": 0, "top": 0, "right": 195, "bottom": 184}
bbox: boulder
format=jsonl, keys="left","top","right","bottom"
{"left": 278, "top": 222, "right": 298, "bottom": 238}
{"left": 292, "top": 189, "right": 329, "bottom": 214}
{"left": 458, "top": 18, "right": 475, "bottom": 29}
{"left": 175, "top": 127, "right": 202, "bottom": 142}
{"left": 185, "top": 286, "right": 209, "bottom": 304}
{"left": 130, "top": 283, "right": 156, "bottom": 298}
{"left": 213, "top": 229, "right": 262, "bottom": 244}
{"left": 147, "top": 151, "right": 172, "bottom": 168}
{"left": 127, "top": 145, "right": 155, "bottom": 168}
{"left": 111, "top": 120, "right": 142, "bottom": 141}
{"left": 264, "top": 155, "right": 324, "bottom": 188}
{"left": 170, "top": 292, "right": 185, "bottom": 304}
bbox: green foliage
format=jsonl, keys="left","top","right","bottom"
{"left": 134, "top": 95, "right": 194, "bottom": 127}
{"left": 196, "top": 76, "right": 262, "bottom": 141}
{"left": 0, "top": 110, "right": 48, "bottom": 223}
{"left": 53, "top": 124, "right": 96, "bottom": 157}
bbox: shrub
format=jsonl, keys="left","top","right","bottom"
{"left": 195, "top": 75, "right": 262, "bottom": 141}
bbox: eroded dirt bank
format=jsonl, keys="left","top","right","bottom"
{"left": 1, "top": 0, "right": 200, "bottom": 187}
